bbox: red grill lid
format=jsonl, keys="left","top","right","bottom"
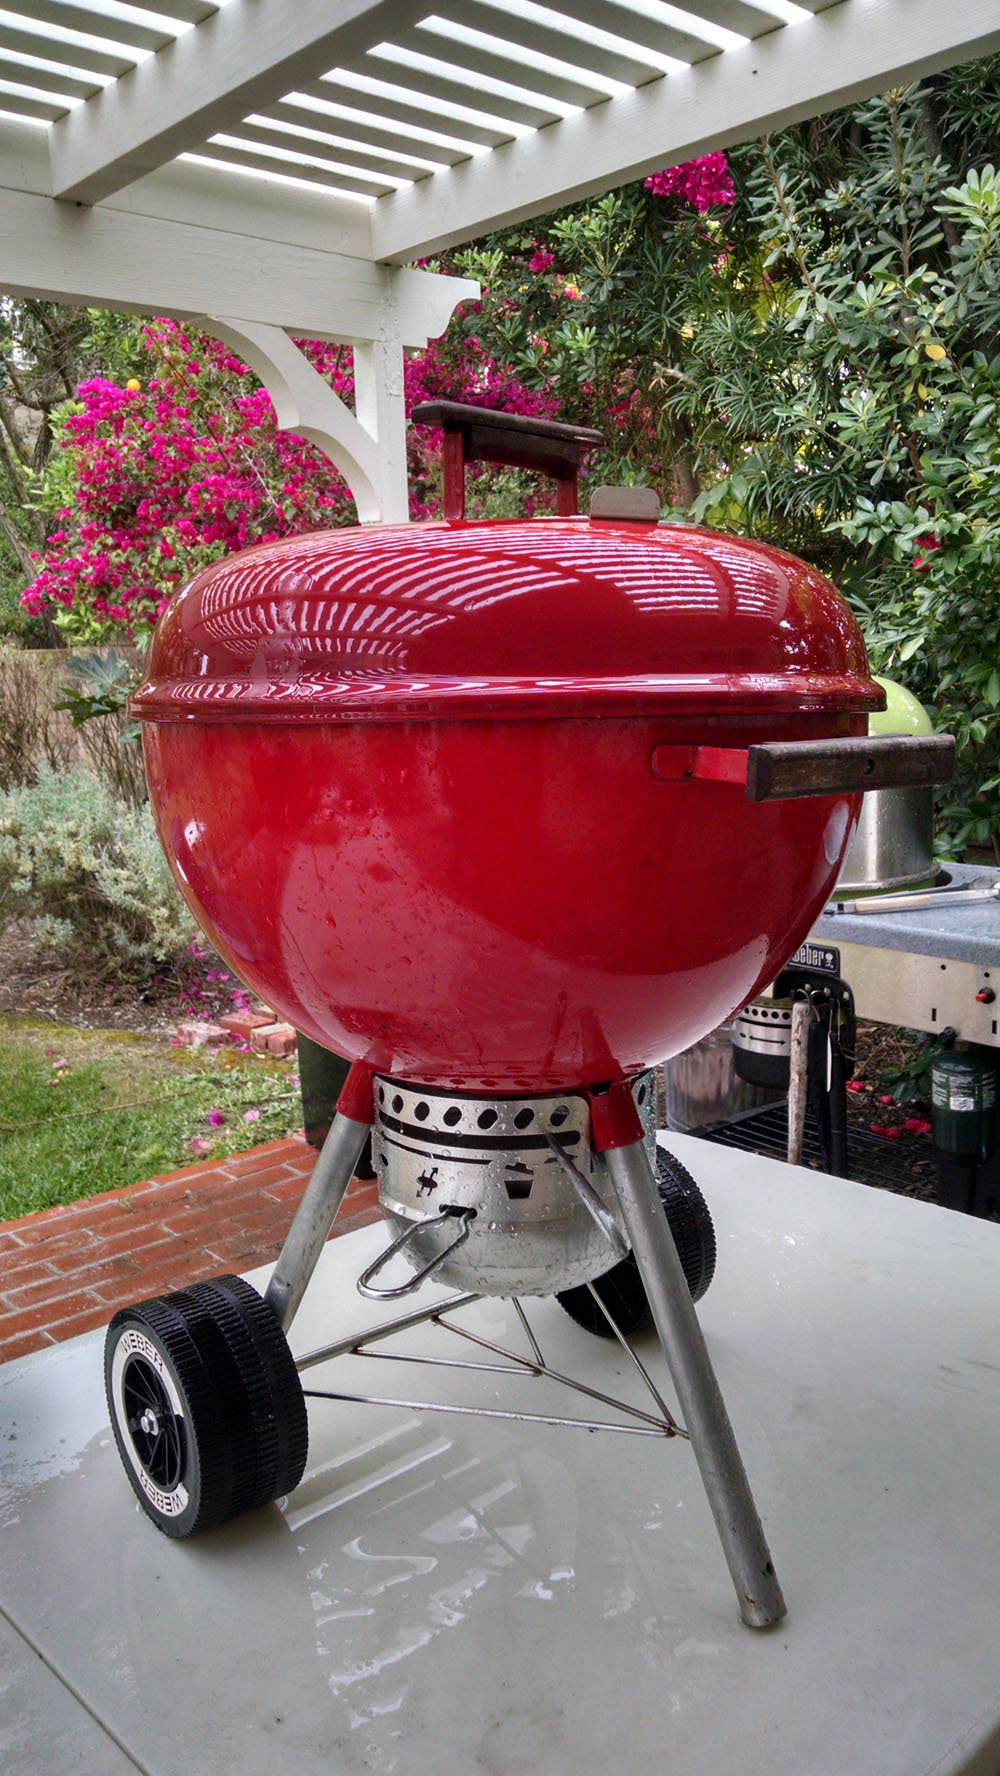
{"left": 133, "top": 515, "right": 881, "bottom": 724}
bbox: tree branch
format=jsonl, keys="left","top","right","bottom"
{"left": 918, "top": 94, "right": 962, "bottom": 259}
{"left": 1, "top": 358, "right": 34, "bottom": 410}
{"left": 0, "top": 502, "right": 38, "bottom": 577}
{"left": 26, "top": 300, "right": 82, "bottom": 400}
{"left": 0, "top": 390, "right": 35, "bottom": 474}
{"left": 0, "top": 412, "right": 32, "bottom": 501}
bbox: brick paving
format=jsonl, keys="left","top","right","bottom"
{"left": 0, "top": 1135, "right": 380, "bottom": 1365}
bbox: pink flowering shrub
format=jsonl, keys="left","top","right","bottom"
{"left": 24, "top": 323, "right": 357, "bottom": 634}
{"left": 24, "top": 315, "right": 554, "bottom": 640}
{"left": 401, "top": 313, "right": 558, "bottom": 518}
{"left": 644, "top": 154, "right": 735, "bottom": 211}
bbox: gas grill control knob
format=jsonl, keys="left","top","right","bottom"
{"left": 975, "top": 987, "right": 996, "bottom": 1004}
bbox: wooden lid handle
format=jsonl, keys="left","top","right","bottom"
{"left": 411, "top": 400, "right": 603, "bottom": 518}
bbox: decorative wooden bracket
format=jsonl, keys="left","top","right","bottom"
{"left": 202, "top": 316, "right": 405, "bottom": 524}
{"left": 203, "top": 271, "right": 476, "bottom": 525}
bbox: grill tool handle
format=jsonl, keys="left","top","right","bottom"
{"left": 651, "top": 734, "right": 955, "bottom": 801}
{"left": 411, "top": 400, "right": 603, "bottom": 519}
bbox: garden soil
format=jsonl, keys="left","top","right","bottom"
{"left": 0, "top": 916, "right": 244, "bottom": 1034}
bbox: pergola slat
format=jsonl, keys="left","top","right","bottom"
{"left": 9, "top": 2, "right": 174, "bottom": 54}
{"left": 223, "top": 117, "right": 436, "bottom": 184}
{"left": 194, "top": 137, "right": 399, "bottom": 199}
{"left": 365, "top": 38, "right": 586, "bottom": 124}
{"left": 0, "top": 84, "right": 65, "bottom": 120}
{"left": 0, "top": 22, "right": 136, "bottom": 79}
{"left": 394, "top": 24, "right": 632, "bottom": 109}
{"left": 0, "top": 53, "right": 101, "bottom": 99}
{"left": 312, "top": 71, "right": 520, "bottom": 149}
{"left": 266, "top": 96, "right": 466, "bottom": 167}
{"left": 468, "top": 0, "right": 721, "bottom": 68}
{"left": 678, "top": 0, "right": 829, "bottom": 28}
{"left": 125, "top": 0, "right": 217, "bottom": 19}
{"left": 413, "top": 5, "right": 662, "bottom": 91}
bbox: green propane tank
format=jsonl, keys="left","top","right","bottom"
{"left": 931, "top": 1050, "right": 997, "bottom": 1162}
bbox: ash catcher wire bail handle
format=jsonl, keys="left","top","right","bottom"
{"left": 357, "top": 1206, "right": 477, "bottom": 1301}
{"left": 411, "top": 400, "right": 603, "bottom": 520}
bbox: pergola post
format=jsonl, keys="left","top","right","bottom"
{"left": 352, "top": 333, "right": 409, "bottom": 527}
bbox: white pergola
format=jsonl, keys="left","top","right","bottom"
{"left": 0, "top": 0, "right": 997, "bottom": 518}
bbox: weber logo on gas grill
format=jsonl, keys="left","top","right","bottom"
{"left": 789, "top": 941, "right": 840, "bottom": 976}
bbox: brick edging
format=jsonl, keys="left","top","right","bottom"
{"left": 1, "top": 1136, "right": 380, "bottom": 1365}
{"left": 0, "top": 1132, "right": 311, "bottom": 1234}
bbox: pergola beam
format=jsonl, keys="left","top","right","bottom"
{"left": 371, "top": 0, "right": 1000, "bottom": 262}
{"left": 0, "top": 181, "right": 475, "bottom": 346}
{"left": 48, "top": 0, "right": 432, "bottom": 206}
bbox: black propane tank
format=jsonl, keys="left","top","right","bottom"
{"left": 931, "top": 1048, "right": 997, "bottom": 1164}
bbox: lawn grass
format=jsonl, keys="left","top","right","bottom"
{"left": 0, "top": 1017, "right": 301, "bottom": 1221}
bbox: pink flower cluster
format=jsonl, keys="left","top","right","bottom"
{"left": 644, "top": 154, "right": 735, "bottom": 212}
{"left": 912, "top": 534, "right": 941, "bottom": 572}
{"left": 23, "top": 315, "right": 554, "bottom": 634}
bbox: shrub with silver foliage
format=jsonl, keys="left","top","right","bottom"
{"left": 0, "top": 764, "right": 193, "bottom": 969}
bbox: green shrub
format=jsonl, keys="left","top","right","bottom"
{"left": 0, "top": 764, "right": 192, "bottom": 973}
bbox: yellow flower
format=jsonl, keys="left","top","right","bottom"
{"left": 125, "top": 377, "right": 142, "bottom": 391}
{"left": 924, "top": 343, "right": 947, "bottom": 361}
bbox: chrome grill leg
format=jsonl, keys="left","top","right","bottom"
{"left": 265, "top": 1110, "right": 371, "bottom": 1333}
{"left": 604, "top": 1137, "right": 787, "bottom": 1630}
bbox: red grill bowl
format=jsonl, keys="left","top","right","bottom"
{"left": 134, "top": 493, "right": 882, "bottom": 1092}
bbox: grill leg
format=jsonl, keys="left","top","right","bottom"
{"left": 604, "top": 1137, "right": 787, "bottom": 1630}
{"left": 265, "top": 1107, "right": 371, "bottom": 1334}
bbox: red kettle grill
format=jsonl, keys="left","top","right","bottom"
{"left": 105, "top": 403, "right": 952, "bottom": 1629}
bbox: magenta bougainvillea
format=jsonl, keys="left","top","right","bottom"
{"left": 644, "top": 153, "right": 735, "bottom": 211}
{"left": 23, "top": 315, "right": 555, "bottom": 638}
{"left": 23, "top": 156, "right": 734, "bottom": 639}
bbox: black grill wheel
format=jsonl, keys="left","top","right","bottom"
{"left": 184, "top": 1275, "right": 308, "bottom": 1507}
{"left": 556, "top": 1150, "right": 716, "bottom": 1338}
{"left": 105, "top": 1277, "right": 307, "bottom": 1538}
